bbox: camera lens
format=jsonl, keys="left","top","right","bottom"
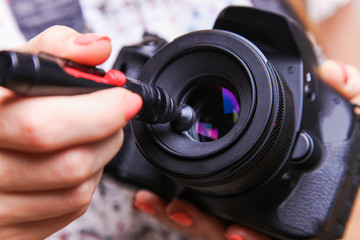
{"left": 184, "top": 80, "right": 240, "bottom": 142}
{"left": 133, "top": 30, "right": 292, "bottom": 196}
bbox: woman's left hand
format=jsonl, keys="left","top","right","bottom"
{"left": 134, "top": 190, "right": 270, "bottom": 240}
{"left": 134, "top": 60, "right": 360, "bottom": 240}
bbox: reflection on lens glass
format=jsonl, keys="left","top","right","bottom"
{"left": 185, "top": 84, "right": 240, "bottom": 142}
{"left": 222, "top": 88, "right": 240, "bottom": 122}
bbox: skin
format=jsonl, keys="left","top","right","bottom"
{"left": 2, "top": 9, "right": 360, "bottom": 239}
{"left": 286, "top": 0, "right": 360, "bottom": 69}
{"left": 0, "top": 25, "right": 142, "bottom": 239}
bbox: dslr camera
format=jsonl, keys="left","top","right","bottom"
{"left": 106, "top": 6, "right": 360, "bottom": 240}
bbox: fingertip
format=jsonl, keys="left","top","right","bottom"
{"left": 133, "top": 189, "right": 165, "bottom": 216}
{"left": 66, "top": 33, "right": 112, "bottom": 65}
{"left": 15, "top": 25, "right": 112, "bottom": 66}
{"left": 169, "top": 212, "right": 194, "bottom": 227}
{"left": 133, "top": 201, "right": 156, "bottom": 216}
{"left": 166, "top": 199, "right": 226, "bottom": 238}
{"left": 319, "top": 60, "right": 360, "bottom": 102}
{"left": 122, "top": 92, "right": 143, "bottom": 121}
{"left": 86, "top": 87, "right": 142, "bottom": 127}
{"left": 225, "top": 233, "right": 245, "bottom": 240}
{"left": 225, "top": 225, "right": 247, "bottom": 240}
{"left": 133, "top": 190, "right": 157, "bottom": 215}
{"left": 72, "top": 33, "right": 111, "bottom": 46}
{"left": 166, "top": 200, "right": 195, "bottom": 226}
{"left": 134, "top": 189, "right": 157, "bottom": 202}
{"left": 166, "top": 199, "right": 207, "bottom": 227}
{"left": 319, "top": 60, "right": 348, "bottom": 89}
{"left": 225, "top": 224, "right": 271, "bottom": 240}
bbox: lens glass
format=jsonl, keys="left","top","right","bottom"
{"left": 185, "top": 82, "right": 240, "bottom": 142}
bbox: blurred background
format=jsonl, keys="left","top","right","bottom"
{"left": 0, "top": 1, "right": 359, "bottom": 239}
{"left": 1, "top": 0, "right": 359, "bottom": 69}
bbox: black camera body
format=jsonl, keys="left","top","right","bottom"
{"left": 107, "top": 7, "right": 360, "bottom": 240}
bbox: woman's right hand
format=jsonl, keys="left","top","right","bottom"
{"left": 0, "top": 26, "right": 142, "bottom": 240}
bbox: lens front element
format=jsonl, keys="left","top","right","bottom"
{"left": 186, "top": 82, "right": 240, "bottom": 142}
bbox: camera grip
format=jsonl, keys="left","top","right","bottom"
{"left": 278, "top": 137, "right": 360, "bottom": 239}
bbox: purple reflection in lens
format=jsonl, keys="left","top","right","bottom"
{"left": 197, "top": 123, "right": 219, "bottom": 140}
{"left": 196, "top": 87, "right": 239, "bottom": 141}
{"left": 222, "top": 88, "right": 240, "bottom": 114}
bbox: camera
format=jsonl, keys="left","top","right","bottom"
{"left": 106, "top": 6, "right": 360, "bottom": 240}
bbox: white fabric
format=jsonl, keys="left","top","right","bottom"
{"left": 305, "top": 0, "right": 352, "bottom": 23}
{"left": 0, "top": 0, "right": 27, "bottom": 49}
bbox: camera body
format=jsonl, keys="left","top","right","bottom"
{"left": 106, "top": 7, "right": 360, "bottom": 239}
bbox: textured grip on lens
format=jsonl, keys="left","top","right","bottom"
{"left": 125, "top": 78, "right": 195, "bottom": 131}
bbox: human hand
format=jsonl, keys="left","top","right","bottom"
{"left": 0, "top": 26, "right": 142, "bottom": 239}
{"left": 319, "top": 60, "right": 360, "bottom": 240}
{"left": 319, "top": 60, "right": 360, "bottom": 107}
{"left": 134, "top": 190, "right": 270, "bottom": 240}
{"left": 134, "top": 60, "right": 360, "bottom": 240}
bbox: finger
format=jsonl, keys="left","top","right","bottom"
{"left": 0, "top": 170, "right": 101, "bottom": 226}
{"left": 166, "top": 199, "right": 227, "bottom": 240}
{"left": 134, "top": 190, "right": 198, "bottom": 238}
{"left": 134, "top": 190, "right": 167, "bottom": 217}
{"left": 319, "top": 60, "right": 360, "bottom": 105}
{"left": 0, "top": 129, "right": 123, "bottom": 192}
{"left": 0, "top": 87, "right": 142, "bottom": 152}
{"left": 225, "top": 225, "right": 271, "bottom": 240}
{"left": 135, "top": 191, "right": 227, "bottom": 240}
{"left": 11, "top": 25, "right": 112, "bottom": 66}
{"left": 2, "top": 207, "right": 87, "bottom": 240}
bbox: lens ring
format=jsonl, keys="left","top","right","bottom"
{"left": 132, "top": 29, "right": 281, "bottom": 177}
{"left": 145, "top": 47, "right": 255, "bottom": 158}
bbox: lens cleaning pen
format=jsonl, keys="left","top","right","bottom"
{"left": 0, "top": 51, "right": 195, "bottom": 131}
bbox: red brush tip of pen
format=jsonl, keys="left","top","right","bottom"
{"left": 64, "top": 67, "right": 127, "bottom": 87}
{"left": 103, "top": 69, "right": 127, "bottom": 86}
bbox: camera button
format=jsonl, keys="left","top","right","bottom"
{"left": 281, "top": 173, "right": 296, "bottom": 189}
{"left": 291, "top": 132, "right": 314, "bottom": 163}
{"left": 304, "top": 84, "right": 316, "bottom": 100}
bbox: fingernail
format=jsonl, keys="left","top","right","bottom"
{"left": 73, "top": 33, "right": 111, "bottom": 46}
{"left": 134, "top": 201, "right": 156, "bottom": 215}
{"left": 169, "top": 212, "right": 194, "bottom": 227}
{"left": 335, "top": 60, "right": 349, "bottom": 84}
{"left": 225, "top": 234, "right": 245, "bottom": 240}
{"left": 123, "top": 93, "right": 143, "bottom": 121}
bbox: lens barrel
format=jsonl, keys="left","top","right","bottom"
{"left": 132, "top": 30, "right": 294, "bottom": 196}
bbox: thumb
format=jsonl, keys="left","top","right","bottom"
{"left": 11, "top": 25, "right": 112, "bottom": 66}
{"left": 319, "top": 60, "right": 360, "bottom": 102}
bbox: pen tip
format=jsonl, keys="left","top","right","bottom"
{"left": 171, "top": 104, "right": 195, "bottom": 132}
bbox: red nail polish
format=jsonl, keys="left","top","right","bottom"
{"left": 73, "top": 33, "right": 111, "bottom": 46}
{"left": 123, "top": 93, "right": 143, "bottom": 121}
{"left": 335, "top": 60, "right": 349, "bottom": 84}
{"left": 169, "top": 212, "right": 193, "bottom": 227}
{"left": 133, "top": 201, "right": 156, "bottom": 215}
{"left": 225, "top": 234, "right": 245, "bottom": 240}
